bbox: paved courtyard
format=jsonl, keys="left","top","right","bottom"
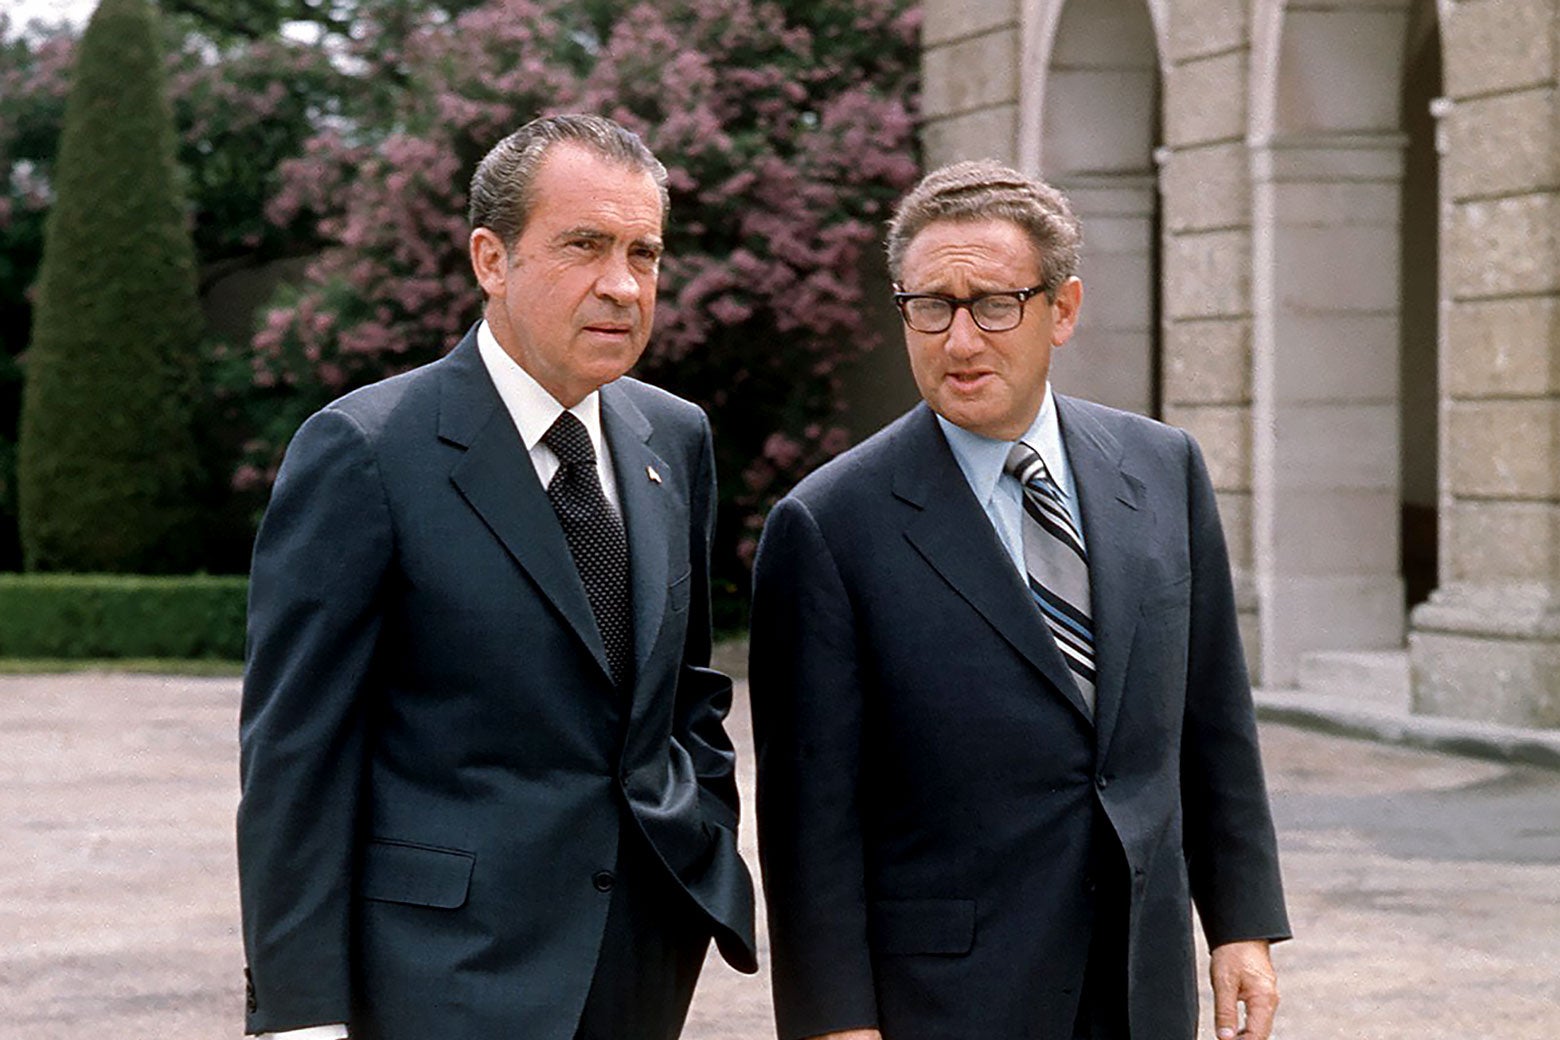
{"left": 2, "top": 672, "right": 1557, "bottom": 1038}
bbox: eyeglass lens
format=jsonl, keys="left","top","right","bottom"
{"left": 904, "top": 294, "right": 1024, "bottom": 333}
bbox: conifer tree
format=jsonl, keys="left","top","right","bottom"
{"left": 18, "top": 0, "right": 202, "bottom": 572}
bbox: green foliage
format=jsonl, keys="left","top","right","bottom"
{"left": 17, "top": 0, "right": 203, "bottom": 573}
{"left": 0, "top": 573, "right": 247, "bottom": 659}
{"left": 0, "top": 22, "right": 75, "bottom": 568}
{"left": 0, "top": 656, "right": 243, "bottom": 674}
{"left": 167, "top": 33, "right": 356, "bottom": 269}
{"left": 2, "top": 0, "right": 921, "bottom": 592}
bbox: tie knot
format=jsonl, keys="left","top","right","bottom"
{"left": 544, "top": 411, "right": 596, "bottom": 467}
{"left": 1004, "top": 441, "right": 1050, "bottom": 487}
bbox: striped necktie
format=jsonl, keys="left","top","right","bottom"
{"left": 1004, "top": 442, "right": 1095, "bottom": 712}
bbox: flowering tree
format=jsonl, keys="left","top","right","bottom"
{"left": 233, "top": 0, "right": 920, "bottom": 601}
{"left": 1, "top": 0, "right": 919, "bottom": 589}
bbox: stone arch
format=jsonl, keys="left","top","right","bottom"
{"left": 1020, "top": 0, "right": 1166, "bottom": 416}
{"left": 1249, "top": 0, "right": 1444, "bottom": 685}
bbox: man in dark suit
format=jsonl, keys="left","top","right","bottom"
{"left": 750, "top": 160, "right": 1290, "bottom": 1040}
{"left": 238, "top": 114, "right": 756, "bottom": 1040}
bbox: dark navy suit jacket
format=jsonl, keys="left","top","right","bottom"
{"left": 750, "top": 399, "right": 1289, "bottom": 1040}
{"left": 238, "top": 329, "right": 756, "bottom": 1038}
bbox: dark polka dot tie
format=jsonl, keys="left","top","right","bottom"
{"left": 543, "top": 411, "right": 632, "bottom": 689}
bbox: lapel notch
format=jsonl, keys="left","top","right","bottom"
{"left": 896, "top": 406, "right": 1095, "bottom": 724}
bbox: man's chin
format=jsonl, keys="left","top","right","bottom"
{"left": 586, "top": 351, "right": 647, "bottom": 389}
{"left": 931, "top": 398, "right": 1009, "bottom": 439}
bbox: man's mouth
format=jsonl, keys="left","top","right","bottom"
{"left": 946, "top": 370, "right": 993, "bottom": 390}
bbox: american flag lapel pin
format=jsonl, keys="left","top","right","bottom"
{"left": 646, "top": 464, "right": 662, "bottom": 484}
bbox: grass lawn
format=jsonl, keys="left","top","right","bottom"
{"left": 0, "top": 657, "right": 243, "bottom": 676}
{"left": 0, "top": 636, "right": 748, "bottom": 681}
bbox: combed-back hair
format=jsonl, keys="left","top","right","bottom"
{"left": 885, "top": 159, "right": 1082, "bottom": 297}
{"left": 468, "top": 113, "right": 670, "bottom": 248}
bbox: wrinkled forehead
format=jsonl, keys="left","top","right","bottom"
{"left": 900, "top": 217, "right": 1044, "bottom": 287}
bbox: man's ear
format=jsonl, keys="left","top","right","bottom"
{"left": 470, "top": 227, "right": 509, "bottom": 298}
{"left": 1050, "top": 276, "right": 1083, "bottom": 347}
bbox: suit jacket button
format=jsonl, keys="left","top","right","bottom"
{"left": 592, "top": 870, "right": 615, "bottom": 892}
{"left": 1095, "top": 774, "right": 1109, "bottom": 789}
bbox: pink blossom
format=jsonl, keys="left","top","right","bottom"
{"left": 220, "top": 0, "right": 918, "bottom": 582}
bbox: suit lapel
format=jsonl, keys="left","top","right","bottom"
{"left": 439, "top": 334, "right": 613, "bottom": 683}
{"left": 600, "top": 382, "right": 673, "bottom": 684}
{"left": 894, "top": 406, "right": 1094, "bottom": 724}
{"left": 1056, "top": 396, "right": 1150, "bottom": 759}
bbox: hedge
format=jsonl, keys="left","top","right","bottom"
{"left": 0, "top": 574, "right": 246, "bottom": 660}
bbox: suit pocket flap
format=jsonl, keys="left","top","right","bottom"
{"left": 870, "top": 898, "right": 976, "bottom": 955}
{"left": 668, "top": 569, "right": 692, "bottom": 613}
{"left": 361, "top": 840, "right": 474, "bottom": 909}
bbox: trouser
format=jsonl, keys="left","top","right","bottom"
{"left": 573, "top": 824, "right": 711, "bottom": 1040}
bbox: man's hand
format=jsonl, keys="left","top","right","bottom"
{"left": 807, "top": 1032, "right": 882, "bottom": 1040}
{"left": 1210, "top": 939, "right": 1278, "bottom": 1039}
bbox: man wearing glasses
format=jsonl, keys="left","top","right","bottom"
{"left": 749, "top": 160, "right": 1290, "bottom": 1040}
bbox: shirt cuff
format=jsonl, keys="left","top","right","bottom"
{"left": 256, "top": 1026, "right": 349, "bottom": 1039}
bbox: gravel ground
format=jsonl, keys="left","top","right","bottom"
{"left": 2, "top": 672, "right": 1557, "bottom": 1038}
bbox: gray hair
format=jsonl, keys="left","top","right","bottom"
{"left": 468, "top": 113, "right": 670, "bottom": 247}
{"left": 885, "top": 159, "right": 1082, "bottom": 297}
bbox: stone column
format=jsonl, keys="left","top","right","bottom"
{"left": 1159, "top": 5, "right": 1260, "bottom": 672}
{"left": 1051, "top": 174, "right": 1159, "bottom": 415}
{"left": 1250, "top": 133, "right": 1410, "bottom": 687}
{"left": 1409, "top": 0, "right": 1560, "bottom": 727}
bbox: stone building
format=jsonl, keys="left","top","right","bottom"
{"left": 908, "top": 0, "right": 1560, "bottom": 726}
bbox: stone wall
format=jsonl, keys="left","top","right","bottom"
{"left": 1410, "top": 0, "right": 1560, "bottom": 726}
{"left": 917, "top": 0, "right": 1560, "bottom": 725}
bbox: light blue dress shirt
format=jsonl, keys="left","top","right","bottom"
{"left": 935, "top": 383, "right": 1085, "bottom": 581}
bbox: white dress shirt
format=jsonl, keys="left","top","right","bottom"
{"left": 935, "top": 382, "right": 1085, "bottom": 581}
{"left": 258, "top": 321, "right": 618, "bottom": 1040}
{"left": 476, "top": 319, "right": 621, "bottom": 511}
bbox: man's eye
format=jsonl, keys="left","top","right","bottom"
{"left": 977, "top": 297, "right": 1019, "bottom": 317}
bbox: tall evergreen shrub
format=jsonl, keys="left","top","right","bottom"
{"left": 18, "top": 0, "right": 202, "bottom": 572}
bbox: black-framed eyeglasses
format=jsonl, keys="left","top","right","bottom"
{"left": 891, "top": 282, "right": 1051, "bottom": 334}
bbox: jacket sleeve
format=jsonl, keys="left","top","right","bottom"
{"left": 665, "top": 410, "right": 759, "bottom": 972}
{"left": 1178, "top": 429, "right": 1292, "bottom": 947}
{"left": 672, "top": 411, "right": 740, "bottom": 832}
{"left": 237, "top": 407, "right": 393, "bottom": 1034}
{"left": 750, "top": 494, "right": 880, "bottom": 1040}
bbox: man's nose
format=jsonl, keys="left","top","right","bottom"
{"left": 944, "top": 307, "right": 983, "bottom": 357}
{"left": 595, "top": 254, "right": 641, "bottom": 304}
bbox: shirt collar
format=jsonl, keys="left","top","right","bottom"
{"left": 1015, "top": 383, "right": 1071, "bottom": 499}
{"left": 934, "top": 383, "right": 1067, "bottom": 506}
{"left": 476, "top": 319, "right": 606, "bottom": 456}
